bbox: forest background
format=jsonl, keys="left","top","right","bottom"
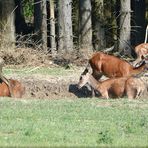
{"left": 0, "top": 0, "right": 148, "bottom": 62}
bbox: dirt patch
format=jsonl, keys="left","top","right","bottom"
{"left": 10, "top": 74, "right": 92, "bottom": 99}
{"left": 8, "top": 74, "right": 147, "bottom": 100}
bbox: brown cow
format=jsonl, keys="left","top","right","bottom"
{"left": 88, "top": 52, "right": 146, "bottom": 80}
{"left": 0, "top": 78, "right": 25, "bottom": 98}
{"left": 78, "top": 70, "right": 146, "bottom": 99}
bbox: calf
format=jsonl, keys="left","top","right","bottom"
{"left": 0, "top": 79, "right": 25, "bottom": 98}
{"left": 78, "top": 70, "right": 146, "bottom": 99}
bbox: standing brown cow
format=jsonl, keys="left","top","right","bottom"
{"left": 88, "top": 52, "right": 146, "bottom": 80}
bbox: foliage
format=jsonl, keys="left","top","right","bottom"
{"left": 22, "top": 0, "right": 34, "bottom": 21}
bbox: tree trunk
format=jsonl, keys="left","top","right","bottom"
{"left": 15, "top": 0, "right": 27, "bottom": 35}
{"left": 34, "top": 0, "right": 47, "bottom": 51}
{"left": 34, "top": 0, "right": 42, "bottom": 43}
{"left": 118, "top": 0, "right": 131, "bottom": 56}
{"left": 92, "top": 0, "right": 106, "bottom": 50}
{"left": 57, "top": 0, "right": 73, "bottom": 54}
{"left": 41, "top": 0, "right": 48, "bottom": 51}
{"left": 49, "top": 0, "right": 56, "bottom": 55}
{"left": 79, "top": 0, "right": 93, "bottom": 56}
{"left": 0, "top": 0, "right": 15, "bottom": 48}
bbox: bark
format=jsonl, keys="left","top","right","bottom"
{"left": 79, "top": 0, "right": 93, "bottom": 55}
{"left": 34, "top": 0, "right": 42, "bottom": 42}
{"left": 34, "top": 0, "right": 47, "bottom": 51}
{"left": 92, "top": 0, "right": 106, "bottom": 50}
{"left": 41, "top": 0, "right": 48, "bottom": 51}
{"left": 119, "top": 0, "right": 131, "bottom": 56}
{"left": 49, "top": 0, "right": 56, "bottom": 55}
{"left": 144, "top": 25, "right": 148, "bottom": 43}
{"left": 15, "top": 0, "right": 27, "bottom": 35}
{"left": 57, "top": 0, "right": 73, "bottom": 54}
{"left": 0, "top": 0, "right": 15, "bottom": 48}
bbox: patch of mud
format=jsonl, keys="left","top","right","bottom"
{"left": 11, "top": 74, "right": 92, "bottom": 99}
{"left": 9, "top": 74, "right": 148, "bottom": 100}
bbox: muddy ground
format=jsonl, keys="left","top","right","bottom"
{"left": 1, "top": 47, "right": 148, "bottom": 100}
{"left": 10, "top": 73, "right": 147, "bottom": 100}
{"left": 10, "top": 74, "right": 92, "bottom": 99}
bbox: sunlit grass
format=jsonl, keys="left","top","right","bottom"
{"left": 1, "top": 66, "right": 148, "bottom": 146}
{"left": 3, "top": 66, "right": 81, "bottom": 77}
{"left": 0, "top": 98, "right": 148, "bottom": 147}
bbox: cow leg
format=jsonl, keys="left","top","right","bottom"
{"left": 126, "top": 88, "right": 135, "bottom": 99}
{"left": 133, "top": 57, "right": 142, "bottom": 67}
{"left": 135, "top": 87, "right": 145, "bottom": 99}
{"left": 91, "top": 72, "right": 102, "bottom": 97}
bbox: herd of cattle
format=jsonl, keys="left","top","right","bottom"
{"left": 78, "top": 43, "right": 148, "bottom": 99}
{"left": 0, "top": 42, "right": 147, "bottom": 99}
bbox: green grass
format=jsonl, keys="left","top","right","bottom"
{"left": 3, "top": 66, "right": 76, "bottom": 76}
{"left": 1, "top": 67, "right": 148, "bottom": 146}
{"left": 0, "top": 98, "right": 148, "bottom": 147}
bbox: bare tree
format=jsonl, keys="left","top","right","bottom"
{"left": 34, "top": 0, "right": 41, "bottom": 39}
{"left": 144, "top": 25, "right": 148, "bottom": 43}
{"left": 57, "top": 0, "right": 73, "bottom": 54}
{"left": 79, "top": 0, "right": 93, "bottom": 56}
{"left": 15, "top": 0, "right": 27, "bottom": 35}
{"left": 49, "top": 0, "right": 56, "bottom": 55}
{"left": 34, "top": 0, "right": 47, "bottom": 51}
{"left": 92, "top": 0, "right": 106, "bottom": 50}
{"left": 42, "top": 0, "right": 47, "bottom": 51}
{"left": 119, "top": 0, "right": 131, "bottom": 56}
{"left": 0, "top": 0, "right": 15, "bottom": 48}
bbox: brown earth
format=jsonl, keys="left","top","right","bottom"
{"left": 10, "top": 74, "right": 93, "bottom": 99}
{"left": 12, "top": 74, "right": 147, "bottom": 100}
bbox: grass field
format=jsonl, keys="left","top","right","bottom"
{"left": 0, "top": 98, "right": 148, "bottom": 147}
{"left": 1, "top": 66, "right": 148, "bottom": 147}
{"left": 3, "top": 66, "right": 81, "bottom": 77}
